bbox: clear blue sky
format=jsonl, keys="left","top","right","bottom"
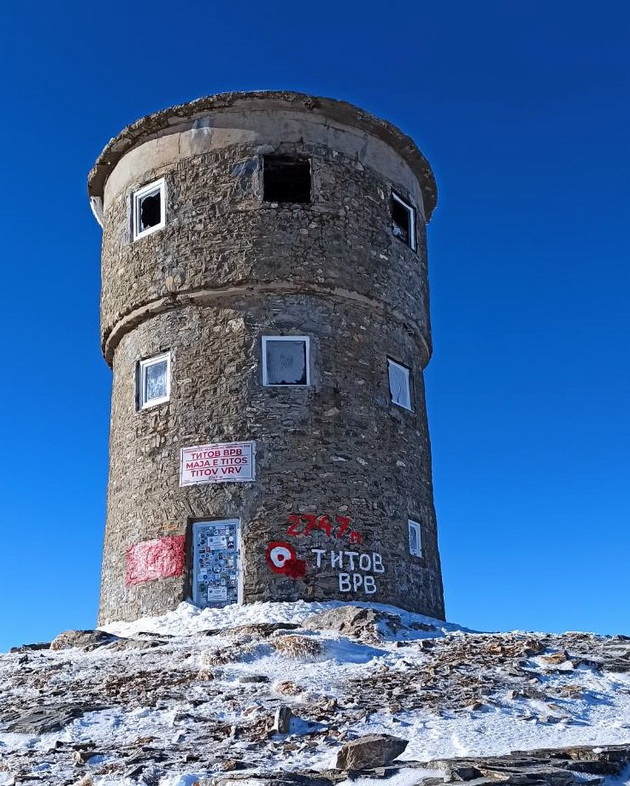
{"left": 0, "top": 1, "right": 628, "bottom": 651}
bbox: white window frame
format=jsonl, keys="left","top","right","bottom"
{"left": 392, "top": 191, "right": 417, "bottom": 251}
{"left": 408, "top": 519, "right": 423, "bottom": 557}
{"left": 132, "top": 178, "right": 166, "bottom": 240}
{"left": 387, "top": 358, "right": 413, "bottom": 411}
{"left": 262, "top": 336, "right": 311, "bottom": 387}
{"left": 138, "top": 352, "right": 171, "bottom": 410}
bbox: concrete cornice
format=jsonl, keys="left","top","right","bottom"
{"left": 88, "top": 90, "right": 438, "bottom": 220}
{"left": 102, "top": 281, "right": 432, "bottom": 369}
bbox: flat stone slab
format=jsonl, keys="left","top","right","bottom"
{"left": 425, "top": 745, "right": 630, "bottom": 786}
{"left": 50, "top": 629, "right": 118, "bottom": 651}
{"left": 3, "top": 703, "right": 109, "bottom": 734}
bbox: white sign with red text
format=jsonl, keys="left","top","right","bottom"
{"left": 180, "top": 441, "right": 256, "bottom": 486}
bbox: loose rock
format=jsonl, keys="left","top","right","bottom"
{"left": 335, "top": 734, "right": 408, "bottom": 770}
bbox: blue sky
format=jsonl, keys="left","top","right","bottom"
{"left": 0, "top": 1, "right": 628, "bottom": 650}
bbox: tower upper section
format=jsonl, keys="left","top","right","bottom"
{"left": 88, "top": 91, "right": 437, "bottom": 366}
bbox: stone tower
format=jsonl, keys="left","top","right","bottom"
{"left": 88, "top": 91, "right": 445, "bottom": 625}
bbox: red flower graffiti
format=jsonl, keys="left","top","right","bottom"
{"left": 265, "top": 541, "right": 307, "bottom": 579}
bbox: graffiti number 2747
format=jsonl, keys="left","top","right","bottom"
{"left": 286, "top": 514, "right": 361, "bottom": 544}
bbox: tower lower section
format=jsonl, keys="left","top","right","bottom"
{"left": 98, "top": 299, "right": 444, "bottom": 624}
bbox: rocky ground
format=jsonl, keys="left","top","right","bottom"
{"left": 0, "top": 601, "right": 629, "bottom": 786}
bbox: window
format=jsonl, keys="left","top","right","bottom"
{"left": 132, "top": 179, "right": 166, "bottom": 240}
{"left": 408, "top": 520, "right": 423, "bottom": 557}
{"left": 138, "top": 353, "right": 170, "bottom": 409}
{"left": 391, "top": 192, "right": 416, "bottom": 250}
{"left": 262, "top": 337, "right": 310, "bottom": 386}
{"left": 388, "top": 358, "right": 412, "bottom": 410}
{"left": 263, "top": 156, "right": 311, "bottom": 203}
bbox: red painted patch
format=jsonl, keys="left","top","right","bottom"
{"left": 126, "top": 535, "right": 186, "bottom": 586}
{"left": 283, "top": 557, "right": 307, "bottom": 579}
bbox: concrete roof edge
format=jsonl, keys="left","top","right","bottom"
{"left": 87, "top": 90, "right": 438, "bottom": 220}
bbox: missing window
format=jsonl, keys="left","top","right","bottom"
{"left": 408, "top": 520, "right": 423, "bottom": 557}
{"left": 133, "top": 179, "right": 166, "bottom": 240}
{"left": 262, "top": 337, "right": 310, "bottom": 386}
{"left": 387, "top": 358, "right": 412, "bottom": 410}
{"left": 138, "top": 352, "right": 171, "bottom": 409}
{"left": 391, "top": 192, "right": 417, "bottom": 250}
{"left": 263, "top": 156, "right": 311, "bottom": 204}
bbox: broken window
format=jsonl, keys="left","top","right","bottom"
{"left": 138, "top": 352, "right": 170, "bottom": 409}
{"left": 133, "top": 179, "right": 166, "bottom": 240}
{"left": 408, "top": 520, "right": 422, "bottom": 557}
{"left": 388, "top": 358, "right": 412, "bottom": 410}
{"left": 263, "top": 156, "right": 311, "bottom": 203}
{"left": 391, "top": 192, "right": 417, "bottom": 250}
{"left": 262, "top": 337, "right": 310, "bottom": 386}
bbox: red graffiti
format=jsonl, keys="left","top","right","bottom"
{"left": 126, "top": 535, "right": 185, "bottom": 587}
{"left": 286, "top": 513, "right": 361, "bottom": 543}
{"left": 334, "top": 515, "right": 351, "bottom": 538}
{"left": 265, "top": 541, "right": 307, "bottom": 579}
{"left": 287, "top": 515, "right": 301, "bottom": 536}
{"left": 303, "top": 514, "right": 334, "bottom": 536}
{"left": 266, "top": 541, "right": 295, "bottom": 573}
{"left": 283, "top": 557, "right": 308, "bottom": 579}
{"left": 301, "top": 514, "right": 317, "bottom": 535}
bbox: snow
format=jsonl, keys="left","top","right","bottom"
{"left": 101, "top": 599, "right": 465, "bottom": 639}
{"left": 606, "top": 767, "right": 630, "bottom": 786}
{"left": 336, "top": 769, "right": 444, "bottom": 786}
{"left": 1, "top": 600, "right": 630, "bottom": 785}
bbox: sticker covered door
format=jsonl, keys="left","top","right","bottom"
{"left": 192, "top": 520, "right": 240, "bottom": 608}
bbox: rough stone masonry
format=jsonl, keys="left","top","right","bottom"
{"left": 88, "top": 90, "right": 445, "bottom": 624}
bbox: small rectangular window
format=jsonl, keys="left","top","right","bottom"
{"left": 391, "top": 192, "right": 417, "bottom": 251}
{"left": 388, "top": 358, "right": 412, "bottom": 410}
{"left": 138, "top": 353, "right": 170, "bottom": 409}
{"left": 263, "top": 156, "right": 311, "bottom": 204}
{"left": 262, "top": 336, "right": 310, "bottom": 386}
{"left": 408, "top": 520, "right": 423, "bottom": 557}
{"left": 133, "top": 179, "right": 166, "bottom": 240}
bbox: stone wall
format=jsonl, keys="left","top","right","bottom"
{"left": 93, "top": 92, "right": 445, "bottom": 624}
{"left": 99, "top": 141, "right": 431, "bottom": 363}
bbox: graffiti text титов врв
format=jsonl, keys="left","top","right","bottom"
{"left": 266, "top": 512, "right": 386, "bottom": 595}
{"left": 310, "top": 546, "right": 385, "bottom": 593}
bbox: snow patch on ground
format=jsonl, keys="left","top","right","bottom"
{"left": 605, "top": 766, "right": 630, "bottom": 786}
{"left": 101, "top": 599, "right": 467, "bottom": 639}
{"left": 337, "top": 768, "right": 444, "bottom": 786}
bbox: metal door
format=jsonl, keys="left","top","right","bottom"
{"left": 192, "top": 520, "right": 241, "bottom": 608}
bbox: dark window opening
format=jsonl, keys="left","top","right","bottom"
{"left": 140, "top": 193, "right": 162, "bottom": 230}
{"left": 392, "top": 192, "right": 417, "bottom": 250}
{"left": 392, "top": 195, "right": 412, "bottom": 246}
{"left": 263, "top": 156, "right": 311, "bottom": 203}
